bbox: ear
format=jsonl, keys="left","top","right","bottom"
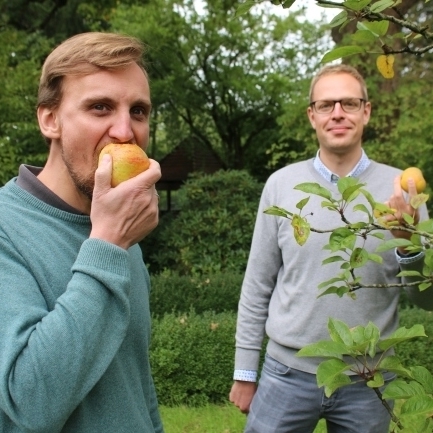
{"left": 37, "top": 106, "right": 61, "bottom": 140}
{"left": 363, "top": 101, "right": 372, "bottom": 126}
{"left": 307, "top": 106, "right": 316, "bottom": 129}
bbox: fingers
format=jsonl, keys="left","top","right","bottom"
{"left": 93, "top": 154, "right": 113, "bottom": 197}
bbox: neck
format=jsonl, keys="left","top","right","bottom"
{"left": 37, "top": 157, "right": 92, "bottom": 215}
{"left": 318, "top": 148, "right": 362, "bottom": 177}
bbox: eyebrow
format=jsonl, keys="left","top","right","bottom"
{"left": 81, "top": 96, "right": 152, "bottom": 109}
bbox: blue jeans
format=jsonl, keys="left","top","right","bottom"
{"left": 245, "top": 354, "right": 395, "bottom": 433}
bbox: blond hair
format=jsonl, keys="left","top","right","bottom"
{"left": 38, "top": 32, "right": 147, "bottom": 110}
{"left": 309, "top": 64, "right": 368, "bottom": 102}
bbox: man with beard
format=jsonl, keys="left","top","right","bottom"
{"left": 0, "top": 32, "right": 164, "bottom": 432}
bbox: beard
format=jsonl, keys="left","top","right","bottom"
{"left": 61, "top": 143, "right": 97, "bottom": 201}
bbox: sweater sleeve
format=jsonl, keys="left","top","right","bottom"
{"left": 234, "top": 182, "right": 282, "bottom": 372}
{"left": 0, "top": 236, "right": 131, "bottom": 432}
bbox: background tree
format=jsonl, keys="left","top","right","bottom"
{"left": 109, "top": 0, "right": 329, "bottom": 180}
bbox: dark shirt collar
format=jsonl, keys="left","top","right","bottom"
{"left": 16, "top": 164, "right": 85, "bottom": 215}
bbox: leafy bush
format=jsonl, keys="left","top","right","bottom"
{"left": 141, "top": 169, "right": 263, "bottom": 275}
{"left": 150, "top": 271, "right": 243, "bottom": 317}
{"left": 396, "top": 307, "right": 433, "bottom": 369}
{"left": 150, "top": 311, "right": 237, "bottom": 407}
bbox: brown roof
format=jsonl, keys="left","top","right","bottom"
{"left": 157, "top": 137, "right": 225, "bottom": 190}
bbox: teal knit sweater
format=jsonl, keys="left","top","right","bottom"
{"left": 0, "top": 179, "right": 164, "bottom": 432}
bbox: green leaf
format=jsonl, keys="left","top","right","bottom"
{"left": 318, "top": 277, "right": 346, "bottom": 289}
{"left": 357, "top": 20, "right": 390, "bottom": 36}
{"left": 378, "top": 325, "right": 427, "bottom": 352}
{"left": 264, "top": 205, "right": 293, "bottom": 218}
{"left": 350, "top": 247, "right": 369, "bottom": 269}
{"left": 321, "top": 201, "right": 339, "bottom": 211}
{"left": 396, "top": 270, "right": 423, "bottom": 277}
{"left": 351, "top": 29, "right": 378, "bottom": 43}
{"left": 328, "top": 228, "right": 356, "bottom": 252}
{"left": 235, "top": 0, "right": 256, "bottom": 17}
{"left": 378, "top": 355, "right": 412, "bottom": 378}
{"left": 370, "top": 0, "right": 396, "bottom": 13}
{"left": 322, "top": 256, "right": 345, "bottom": 265}
{"left": 403, "top": 213, "right": 415, "bottom": 225}
{"left": 352, "top": 203, "right": 371, "bottom": 216}
{"left": 382, "top": 379, "right": 426, "bottom": 400}
{"left": 281, "top": 0, "right": 296, "bottom": 8}
{"left": 368, "top": 253, "right": 383, "bottom": 264}
{"left": 291, "top": 214, "right": 311, "bottom": 246}
{"left": 359, "top": 188, "right": 376, "bottom": 210}
{"left": 343, "top": 0, "right": 371, "bottom": 11}
{"left": 294, "top": 182, "right": 333, "bottom": 200}
{"left": 364, "top": 321, "right": 380, "bottom": 357}
{"left": 419, "top": 282, "right": 432, "bottom": 291}
{"left": 328, "top": 318, "right": 354, "bottom": 346}
{"left": 416, "top": 219, "right": 433, "bottom": 233}
{"left": 337, "top": 176, "right": 360, "bottom": 193}
{"left": 296, "top": 196, "right": 310, "bottom": 211}
{"left": 401, "top": 395, "right": 433, "bottom": 417}
{"left": 316, "top": 359, "right": 352, "bottom": 396}
{"left": 410, "top": 193, "right": 429, "bottom": 210}
{"left": 367, "top": 371, "right": 384, "bottom": 388}
{"left": 410, "top": 366, "right": 433, "bottom": 394}
{"left": 371, "top": 232, "right": 385, "bottom": 240}
{"left": 296, "top": 341, "right": 349, "bottom": 359}
{"left": 318, "top": 286, "right": 350, "bottom": 298}
{"left": 329, "top": 10, "right": 348, "bottom": 28}
{"left": 322, "top": 46, "right": 366, "bottom": 63}
{"left": 375, "top": 238, "right": 413, "bottom": 253}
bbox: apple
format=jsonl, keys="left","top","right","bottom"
{"left": 400, "top": 167, "right": 426, "bottom": 194}
{"left": 99, "top": 143, "right": 150, "bottom": 187}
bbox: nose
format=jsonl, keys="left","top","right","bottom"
{"left": 108, "top": 112, "right": 134, "bottom": 143}
{"left": 332, "top": 101, "right": 345, "bottom": 118}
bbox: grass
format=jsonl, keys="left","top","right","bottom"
{"left": 160, "top": 404, "right": 327, "bottom": 433}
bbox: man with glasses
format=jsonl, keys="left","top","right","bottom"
{"left": 230, "top": 64, "right": 433, "bottom": 432}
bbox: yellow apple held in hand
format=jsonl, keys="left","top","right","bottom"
{"left": 99, "top": 143, "right": 150, "bottom": 187}
{"left": 400, "top": 167, "right": 427, "bottom": 194}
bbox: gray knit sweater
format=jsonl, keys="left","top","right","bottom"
{"left": 234, "top": 159, "right": 433, "bottom": 375}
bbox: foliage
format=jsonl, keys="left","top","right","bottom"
{"left": 141, "top": 169, "right": 263, "bottom": 275}
{"left": 239, "top": 0, "right": 433, "bottom": 78}
{"left": 0, "top": 29, "right": 52, "bottom": 185}
{"left": 150, "top": 271, "right": 243, "bottom": 317}
{"left": 109, "top": 0, "right": 330, "bottom": 179}
{"left": 150, "top": 310, "right": 236, "bottom": 407}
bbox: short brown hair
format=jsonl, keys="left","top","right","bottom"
{"left": 38, "top": 32, "right": 147, "bottom": 110}
{"left": 309, "top": 64, "right": 368, "bottom": 102}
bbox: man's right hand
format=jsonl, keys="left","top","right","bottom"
{"left": 229, "top": 381, "right": 257, "bottom": 414}
{"left": 89, "top": 153, "right": 161, "bottom": 250}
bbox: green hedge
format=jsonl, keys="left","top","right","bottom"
{"left": 150, "top": 271, "right": 243, "bottom": 317}
{"left": 395, "top": 307, "right": 433, "bottom": 369}
{"left": 150, "top": 311, "right": 237, "bottom": 407}
{"left": 149, "top": 273, "right": 433, "bottom": 407}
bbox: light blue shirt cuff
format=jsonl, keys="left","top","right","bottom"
{"left": 233, "top": 370, "right": 257, "bottom": 382}
{"left": 395, "top": 249, "right": 424, "bottom": 264}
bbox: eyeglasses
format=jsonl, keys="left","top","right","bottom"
{"left": 310, "top": 98, "right": 366, "bottom": 114}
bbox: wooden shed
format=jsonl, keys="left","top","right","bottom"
{"left": 156, "top": 137, "right": 225, "bottom": 211}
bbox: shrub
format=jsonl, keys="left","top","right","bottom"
{"left": 395, "top": 307, "right": 433, "bottom": 369}
{"left": 150, "top": 311, "right": 237, "bottom": 406}
{"left": 141, "top": 169, "right": 264, "bottom": 275}
{"left": 150, "top": 271, "right": 243, "bottom": 317}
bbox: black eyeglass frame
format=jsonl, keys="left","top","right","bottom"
{"left": 309, "top": 98, "right": 367, "bottom": 114}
